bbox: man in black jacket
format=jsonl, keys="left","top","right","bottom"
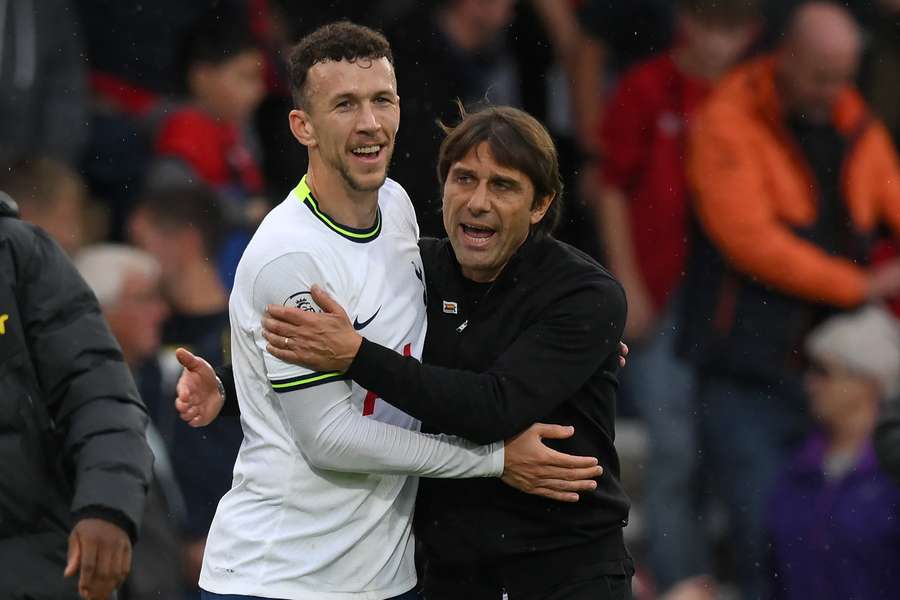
{"left": 0, "top": 192, "right": 153, "bottom": 599}
{"left": 178, "top": 106, "right": 631, "bottom": 599}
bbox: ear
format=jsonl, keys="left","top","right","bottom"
{"left": 289, "top": 109, "right": 316, "bottom": 148}
{"left": 529, "top": 193, "right": 554, "bottom": 226}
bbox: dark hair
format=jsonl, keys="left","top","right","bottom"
{"left": 676, "top": 0, "right": 759, "bottom": 25}
{"left": 180, "top": 8, "right": 259, "bottom": 89}
{"left": 135, "top": 185, "right": 226, "bottom": 257}
{"left": 0, "top": 156, "right": 84, "bottom": 210}
{"left": 288, "top": 21, "right": 393, "bottom": 109}
{"left": 437, "top": 103, "right": 563, "bottom": 236}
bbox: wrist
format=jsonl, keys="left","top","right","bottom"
{"left": 214, "top": 375, "right": 227, "bottom": 403}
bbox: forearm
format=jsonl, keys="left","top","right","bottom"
{"left": 347, "top": 340, "right": 531, "bottom": 444}
{"left": 279, "top": 384, "right": 504, "bottom": 478}
{"left": 596, "top": 186, "right": 646, "bottom": 293}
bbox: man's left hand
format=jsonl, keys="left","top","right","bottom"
{"left": 264, "top": 285, "right": 362, "bottom": 372}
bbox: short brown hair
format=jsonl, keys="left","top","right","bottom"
{"left": 676, "top": 0, "right": 759, "bottom": 25}
{"left": 135, "top": 185, "right": 226, "bottom": 257}
{"left": 0, "top": 156, "right": 85, "bottom": 211}
{"left": 288, "top": 21, "right": 393, "bottom": 109}
{"left": 437, "top": 104, "right": 563, "bottom": 236}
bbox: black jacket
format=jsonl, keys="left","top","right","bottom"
{"left": 0, "top": 196, "right": 153, "bottom": 598}
{"left": 348, "top": 235, "right": 631, "bottom": 578}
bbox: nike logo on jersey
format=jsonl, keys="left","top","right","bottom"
{"left": 353, "top": 306, "right": 381, "bottom": 330}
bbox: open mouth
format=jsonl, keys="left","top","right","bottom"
{"left": 460, "top": 223, "right": 496, "bottom": 245}
{"left": 350, "top": 144, "right": 384, "bottom": 163}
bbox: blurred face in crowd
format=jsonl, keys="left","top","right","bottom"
{"left": 454, "top": 0, "right": 516, "bottom": 48}
{"left": 777, "top": 4, "right": 862, "bottom": 123}
{"left": 190, "top": 49, "right": 266, "bottom": 124}
{"left": 290, "top": 58, "right": 400, "bottom": 194}
{"left": 442, "top": 142, "right": 551, "bottom": 282}
{"left": 129, "top": 210, "right": 184, "bottom": 280}
{"left": 104, "top": 268, "right": 168, "bottom": 367}
{"left": 805, "top": 358, "right": 879, "bottom": 431}
{"left": 20, "top": 179, "right": 85, "bottom": 256}
{"left": 677, "top": 13, "right": 757, "bottom": 79}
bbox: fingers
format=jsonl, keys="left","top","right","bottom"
{"left": 530, "top": 488, "right": 580, "bottom": 503}
{"left": 544, "top": 448, "right": 601, "bottom": 469}
{"left": 532, "top": 423, "right": 576, "bottom": 440}
{"left": 119, "top": 542, "right": 132, "bottom": 585}
{"left": 265, "top": 303, "right": 308, "bottom": 326}
{"left": 262, "top": 312, "right": 300, "bottom": 338}
{"left": 536, "top": 464, "right": 604, "bottom": 481}
{"left": 266, "top": 342, "right": 297, "bottom": 363}
{"left": 537, "top": 478, "right": 598, "bottom": 493}
{"left": 64, "top": 532, "right": 81, "bottom": 578}
{"left": 175, "top": 347, "right": 200, "bottom": 371}
{"left": 310, "top": 284, "right": 347, "bottom": 318}
{"left": 78, "top": 539, "right": 98, "bottom": 596}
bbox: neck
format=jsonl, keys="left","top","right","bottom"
{"left": 305, "top": 160, "right": 379, "bottom": 229}
{"left": 163, "top": 260, "right": 227, "bottom": 315}
{"left": 672, "top": 46, "right": 720, "bottom": 81}
{"left": 826, "top": 408, "right": 876, "bottom": 456}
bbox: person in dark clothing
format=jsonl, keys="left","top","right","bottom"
{"left": 179, "top": 106, "right": 632, "bottom": 599}
{"left": 129, "top": 186, "right": 241, "bottom": 586}
{"left": 875, "top": 392, "right": 900, "bottom": 483}
{"left": 0, "top": 192, "right": 154, "bottom": 599}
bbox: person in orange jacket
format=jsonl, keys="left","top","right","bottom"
{"left": 680, "top": 3, "right": 900, "bottom": 599}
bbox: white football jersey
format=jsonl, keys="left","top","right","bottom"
{"left": 200, "top": 176, "right": 501, "bottom": 600}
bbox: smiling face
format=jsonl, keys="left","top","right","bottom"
{"left": 442, "top": 142, "right": 551, "bottom": 282}
{"left": 289, "top": 57, "right": 399, "bottom": 194}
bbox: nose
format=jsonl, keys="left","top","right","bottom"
{"left": 466, "top": 181, "right": 491, "bottom": 215}
{"left": 356, "top": 101, "right": 380, "bottom": 133}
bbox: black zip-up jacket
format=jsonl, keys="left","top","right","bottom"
{"left": 0, "top": 196, "right": 153, "bottom": 598}
{"left": 347, "top": 234, "right": 630, "bottom": 574}
{"left": 216, "top": 234, "right": 631, "bottom": 578}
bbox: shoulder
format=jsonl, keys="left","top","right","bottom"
{"left": 532, "top": 237, "right": 627, "bottom": 318}
{"left": 156, "top": 108, "right": 221, "bottom": 154}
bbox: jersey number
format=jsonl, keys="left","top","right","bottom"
{"left": 363, "top": 343, "right": 412, "bottom": 416}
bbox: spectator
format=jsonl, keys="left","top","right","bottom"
{"left": 594, "top": 0, "right": 759, "bottom": 596}
{"left": 0, "top": 194, "right": 153, "bottom": 599}
{"left": 767, "top": 306, "right": 900, "bottom": 600}
{"left": 74, "top": 243, "right": 188, "bottom": 600}
{"left": 149, "top": 7, "right": 267, "bottom": 288}
{"left": 0, "top": 156, "right": 89, "bottom": 255}
{"left": 875, "top": 382, "right": 900, "bottom": 484}
{"left": 860, "top": 0, "right": 900, "bottom": 145}
{"left": 386, "top": 0, "right": 519, "bottom": 237}
{"left": 0, "top": 0, "right": 88, "bottom": 165}
{"left": 129, "top": 186, "right": 242, "bottom": 587}
{"left": 680, "top": 3, "right": 900, "bottom": 597}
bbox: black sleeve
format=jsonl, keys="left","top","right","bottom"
{"left": 875, "top": 396, "right": 900, "bottom": 484}
{"left": 20, "top": 227, "right": 153, "bottom": 541}
{"left": 346, "top": 277, "right": 627, "bottom": 445}
{"left": 215, "top": 363, "right": 242, "bottom": 416}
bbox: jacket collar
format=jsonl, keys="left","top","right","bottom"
{"left": 740, "top": 55, "right": 870, "bottom": 138}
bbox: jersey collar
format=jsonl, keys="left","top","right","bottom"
{"left": 293, "top": 175, "right": 382, "bottom": 243}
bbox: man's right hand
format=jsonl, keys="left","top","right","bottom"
{"left": 501, "top": 423, "right": 603, "bottom": 502}
{"left": 174, "top": 347, "right": 224, "bottom": 427}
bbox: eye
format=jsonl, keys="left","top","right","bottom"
{"left": 455, "top": 173, "right": 473, "bottom": 184}
{"left": 335, "top": 100, "right": 352, "bottom": 110}
{"left": 374, "top": 96, "right": 392, "bottom": 104}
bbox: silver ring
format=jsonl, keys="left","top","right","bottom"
{"left": 284, "top": 337, "right": 289, "bottom": 348}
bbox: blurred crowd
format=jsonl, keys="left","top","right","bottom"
{"left": 4, "top": 0, "right": 900, "bottom": 599}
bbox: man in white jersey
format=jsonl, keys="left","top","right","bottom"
{"left": 189, "top": 22, "right": 603, "bottom": 600}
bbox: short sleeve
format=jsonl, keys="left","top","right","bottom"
{"left": 251, "top": 251, "right": 350, "bottom": 392}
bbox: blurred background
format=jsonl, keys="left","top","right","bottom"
{"left": 4, "top": 0, "right": 900, "bottom": 599}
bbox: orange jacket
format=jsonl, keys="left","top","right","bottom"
{"left": 688, "top": 56, "right": 900, "bottom": 308}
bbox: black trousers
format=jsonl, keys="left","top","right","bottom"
{"left": 421, "top": 540, "right": 634, "bottom": 600}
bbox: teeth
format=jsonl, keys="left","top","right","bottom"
{"left": 352, "top": 145, "right": 381, "bottom": 155}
